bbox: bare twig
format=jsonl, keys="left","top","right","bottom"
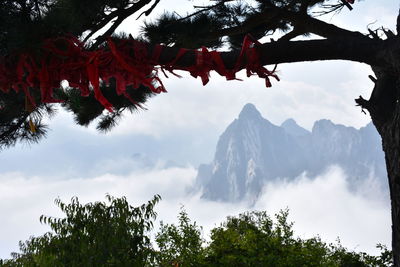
{"left": 137, "top": 0, "right": 161, "bottom": 19}
{"left": 83, "top": 12, "right": 119, "bottom": 43}
{"left": 340, "top": 0, "right": 353, "bottom": 11}
{"left": 175, "top": 0, "right": 234, "bottom": 22}
{"left": 203, "top": 6, "right": 364, "bottom": 43}
{"left": 86, "top": 0, "right": 157, "bottom": 47}
{"left": 369, "top": 75, "right": 377, "bottom": 83}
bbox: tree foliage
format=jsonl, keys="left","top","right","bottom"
{"left": 2, "top": 194, "right": 160, "bottom": 266}
{"left": 1, "top": 0, "right": 400, "bottom": 265}
{"left": 0, "top": 195, "right": 393, "bottom": 266}
{"left": 155, "top": 207, "right": 205, "bottom": 266}
{"left": 0, "top": 0, "right": 362, "bottom": 150}
{"left": 142, "top": 0, "right": 359, "bottom": 49}
{"left": 204, "top": 210, "right": 392, "bottom": 267}
{"left": 0, "top": 0, "right": 159, "bottom": 150}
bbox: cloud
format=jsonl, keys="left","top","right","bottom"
{"left": 0, "top": 0, "right": 393, "bottom": 261}
{"left": 254, "top": 166, "right": 391, "bottom": 254}
{"left": 52, "top": 0, "right": 392, "bottom": 140}
{"left": 0, "top": 165, "right": 390, "bottom": 259}
{"left": 0, "top": 167, "right": 197, "bottom": 259}
{"left": 331, "top": 0, "right": 398, "bottom": 33}
{"left": 1, "top": 1, "right": 376, "bottom": 152}
{"left": 83, "top": 1, "right": 384, "bottom": 138}
{"left": 98, "top": 0, "right": 393, "bottom": 138}
{"left": 102, "top": 61, "right": 372, "bottom": 139}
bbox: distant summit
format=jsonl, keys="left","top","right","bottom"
{"left": 281, "top": 119, "right": 309, "bottom": 137}
{"left": 195, "top": 103, "right": 387, "bottom": 203}
{"left": 238, "top": 103, "right": 263, "bottom": 121}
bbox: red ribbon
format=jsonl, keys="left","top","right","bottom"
{"left": 0, "top": 35, "right": 279, "bottom": 111}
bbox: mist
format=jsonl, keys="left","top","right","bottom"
{"left": 0, "top": 165, "right": 390, "bottom": 259}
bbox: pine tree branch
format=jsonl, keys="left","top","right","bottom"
{"left": 84, "top": 0, "right": 160, "bottom": 48}
{"left": 286, "top": 11, "right": 362, "bottom": 39}
{"left": 340, "top": 0, "right": 353, "bottom": 11}
{"left": 174, "top": 0, "right": 234, "bottom": 22}
{"left": 83, "top": 12, "right": 120, "bottom": 44}
{"left": 137, "top": 0, "right": 161, "bottom": 19}
{"left": 0, "top": 114, "right": 29, "bottom": 143}
{"left": 155, "top": 37, "right": 381, "bottom": 69}
{"left": 206, "top": 8, "right": 281, "bottom": 40}
{"left": 205, "top": 7, "right": 364, "bottom": 42}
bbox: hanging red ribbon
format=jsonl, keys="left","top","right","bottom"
{"left": 0, "top": 35, "right": 279, "bottom": 111}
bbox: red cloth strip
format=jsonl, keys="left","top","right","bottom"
{"left": 0, "top": 35, "right": 279, "bottom": 112}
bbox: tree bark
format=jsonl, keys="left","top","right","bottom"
{"left": 380, "top": 106, "right": 400, "bottom": 266}
{"left": 356, "top": 69, "right": 400, "bottom": 266}
{"left": 157, "top": 37, "right": 382, "bottom": 69}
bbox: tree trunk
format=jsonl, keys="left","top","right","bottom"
{"left": 380, "top": 106, "right": 400, "bottom": 266}
{"left": 356, "top": 70, "right": 400, "bottom": 266}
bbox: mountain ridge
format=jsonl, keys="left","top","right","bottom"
{"left": 195, "top": 103, "right": 387, "bottom": 203}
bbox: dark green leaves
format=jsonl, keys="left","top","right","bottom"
{"left": 155, "top": 207, "right": 205, "bottom": 266}
{"left": 1, "top": 196, "right": 392, "bottom": 266}
{"left": 0, "top": 90, "right": 51, "bottom": 150}
{"left": 7, "top": 194, "right": 161, "bottom": 266}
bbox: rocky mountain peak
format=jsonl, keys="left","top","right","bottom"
{"left": 195, "top": 103, "right": 386, "bottom": 204}
{"left": 238, "top": 103, "right": 263, "bottom": 121}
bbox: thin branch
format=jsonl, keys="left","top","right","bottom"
{"left": 340, "top": 0, "right": 353, "bottom": 11}
{"left": 88, "top": 0, "right": 156, "bottom": 47}
{"left": 137, "top": 0, "right": 161, "bottom": 19}
{"left": 205, "top": 8, "right": 282, "bottom": 41}
{"left": 369, "top": 75, "right": 377, "bottom": 83}
{"left": 202, "top": 7, "right": 364, "bottom": 43}
{"left": 312, "top": 4, "right": 343, "bottom": 16}
{"left": 277, "top": 7, "right": 364, "bottom": 39}
{"left": 83, "top": 12, "right": 120, "bottom": 43}
{"left": 174, "top": 1, "right": 234, "bottom": 22}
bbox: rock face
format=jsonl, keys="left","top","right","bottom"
{"left": 195, "top": 103, "right": 387, "bottom": 202}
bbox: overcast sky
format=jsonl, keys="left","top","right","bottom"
{"left": 0, "top": 0, "right": 398, "bottom": 260}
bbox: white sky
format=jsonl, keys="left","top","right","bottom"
{"left": 0, "top": 0, "right": 398, "bottom": 260}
